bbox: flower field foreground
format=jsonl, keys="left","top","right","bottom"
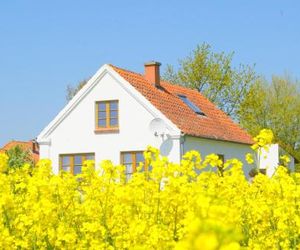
{"left": 0, "top": 146, "right": 300, "bottom": 249}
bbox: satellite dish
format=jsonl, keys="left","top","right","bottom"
{"left": 149, "top": 118, "right": 167, "bottom": 137}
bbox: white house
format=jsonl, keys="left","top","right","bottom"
{"left": 37, "top": 62, "right": 259, "bottom": 177}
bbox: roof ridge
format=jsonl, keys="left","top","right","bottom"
{"left": 111, "top": 64, "right": 208, "bottom": 97}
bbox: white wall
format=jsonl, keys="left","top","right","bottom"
{"left": 258, "top": 144, "right": 279, "bottom": 176}
{"left": 39, "top": 72, "right": 181, "bottom": 173}
{"left": 259, "top": 144, "right": 295, "bottom": 176}
{"left": 183, "top": 136, "right": 253, "bottom": 178}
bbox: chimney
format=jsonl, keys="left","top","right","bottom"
{"left": 31, "top": 140, "right": 39, "bottom": 153}
{"left": 144, "top": 61, "right": 161, "bottom": 88}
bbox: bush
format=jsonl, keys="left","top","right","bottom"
{"left": 5, "top": 145, "right": 34, "bottom": 170}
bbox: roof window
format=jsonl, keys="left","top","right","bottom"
{"left": 178, "top": 95, "right": 205, "bottom": 116}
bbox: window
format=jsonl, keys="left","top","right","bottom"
{"left": 120, "top": 151, "right": 146, "bottom": 179}
{"left": 178, "top": 95, "right": 205, "bottom": 116}
{"left": 60, "top": 153, "right": 95, "bottom": 175}
{"left": 259, "top": 169, "right": 267, "bottom": 175}
{"left": 95, "top": 100, "right": 119, "bottom": 130}
{"left": 217, "top": 154, "right": 225, "bottom": 166}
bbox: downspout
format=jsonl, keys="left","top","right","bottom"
{"left": 180, "top": 132, "right": 186, "bottom": 160}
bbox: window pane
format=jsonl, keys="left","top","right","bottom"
{"left": 217, "top": 154, "right": 224, "bottom": 164}
{"left": 98, "top": 111, "right": 106, "bottom": 119}
{"left": 136, "top": 152, "right": 144, "bottom": 164}
{"left": 98, "top": 119, "right": 107, "bottom": 127}
{"left": 62, "top": 166, "right": 71, "bottom": 172}
{"left": 110, "top": 118, "right": 118, "bottom": 126}
{"left": 123, "top": 153, "right": 132, "bottom": 164}
{"left": 62, "top": 156, "right": 70, "bottom": 166}
{"left": 259, "top": 169, "right": 267, "bottom": 175}
{"left": 98, "top": 103, "right": 106, "bottom": 111}
{"left": 178, "top": 95, "right": 205, "bottom": 115}
{"left": 125, "top": 164, "right": 133, "bottom": 174}
{"left": 110, "top": 101, "right": 118, "bottom": 110}
{"left": 74, "top": 166, "right": 82, "bottom": 175}
{"left": 110, "top": 110, "right": 118, "bottom": 118}
{"left": 74, "top": 155, "right": 82, "bottom": 165}
{"left": 126, "top": 173, "right": 132, "bottom": 181}
{"left": 85, "top": 154, "right": 94, "bottom": 160}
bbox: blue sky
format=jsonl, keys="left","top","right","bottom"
{"left": 0, "top": 0, "right": 299, "bottom": 146}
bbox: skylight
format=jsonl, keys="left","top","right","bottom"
{"left": 178, "top": 95, "right": 205, "bottom": 116}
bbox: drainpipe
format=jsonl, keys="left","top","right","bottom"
{"left": 180, "top": 133, "right": 186, "bottom": 160}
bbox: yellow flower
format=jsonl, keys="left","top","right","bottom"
{"left": 251, "top": 129, "right": 274, "bottom": 151}
{"left": 280, "top": 155, "right": 290, "bottom": 165}
{"left": 245, "top": 153, "right": 254, "bottom": 164}
{"left": 0, "top": 153, "right": 8, "bottom": 172}
{"left": 203, "top": 154, "right": 223, "bottom": 168}
{"left": 0, "top": 140, "right": 299, "bottom": 249}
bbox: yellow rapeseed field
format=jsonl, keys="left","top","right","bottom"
{"left": 0, "top": 130, "right": 299, "bottom": 249}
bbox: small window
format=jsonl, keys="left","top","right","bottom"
{"left": 60, "top": 153, "right": 95, "bottom": 175}
{"left": 178, "top": 95, "right": 205, "bottom": 116}
{"left": 120, "top": 151, "right": 146, "bottom": 180}
{"left": 217, "top": 154, "right": 225, "bottom": 166}
{"left": 259, "top": 169, "right": 267, "bottom": 175}
{"left": 95, "top": 100, "right": 119, "bottom": 130}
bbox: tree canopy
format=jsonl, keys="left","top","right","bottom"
{"left": 6, "top": 145, "right": 34, "bottom": 169}
{"left": 163, "top": 43, "right": 257, "bottom": 119}
{"left": 238, "top": 75, "right": 300, "bottom": 154}
{"left": 66, "top": 78, "right": 89, "bottom": 102}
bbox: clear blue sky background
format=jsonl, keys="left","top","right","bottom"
{"left": 0, "top": 0, "right": 299, "bottom": 146}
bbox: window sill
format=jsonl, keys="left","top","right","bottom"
{"left": 94, "top": 128, "right": 119, "bottom": 134}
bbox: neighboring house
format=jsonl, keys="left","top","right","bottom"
{"left": 0, "top": 140, "right": 40, "bottom": 163}
{"left": 37, "top": 62, "right": 258, "bottom": 177}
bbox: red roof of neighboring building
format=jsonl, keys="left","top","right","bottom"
{"left": 0, "top": 140, "right": 40, "bottom": 162}
{"left": 111, "top": 65, "right": 253, "bottom": 145}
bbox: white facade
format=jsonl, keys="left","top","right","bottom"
{"left": 259, "top": 144, "right": 295, "bottom": 176}
{"left": 37, "top": 65, "right": 181, "bottom": 174}
{"left": 183, "top": 136, "right": 253, "bottom": 177}
{"left": 37, "top": 64, "right": 256, "bottom": 176}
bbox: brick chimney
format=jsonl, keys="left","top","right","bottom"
{"left": 31, "top": 140, "right": 39, "bottom": 154}
{"left": 144, "top": 61, "right": 161, "bottom": 88}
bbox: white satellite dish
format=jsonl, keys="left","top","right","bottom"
{"left": 149, "top": 118, "right": 167, "bottom": 137}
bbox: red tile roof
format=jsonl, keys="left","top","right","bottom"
{"left": 111, "top": 65, "right": 253, "bottom": 145}
{"left": 0, "top": 140, "right": 40, "bottom": 162}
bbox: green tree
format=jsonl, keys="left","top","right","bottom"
{"left": 6, "top": 145, "right": 34, "bottom": 169}
{"left": 66, "top": 78, "right": 89, "bottom": 102}
{"left": 238, "top": 75, "right": 300, "bottom": 153}
{"left": 163, "top": 43, "right": 257, "bottom": 118}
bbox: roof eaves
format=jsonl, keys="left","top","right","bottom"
{"left": 185, "top": 133, "right": 253, "bottom": 145}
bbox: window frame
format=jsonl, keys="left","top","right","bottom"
{"left": 259, "top": 169, "right": 267, "bottom": 175}
{"left": 95, "top": 100, "right": 119, "bottom": 132}
{"left": 178, "top": 95, "right": 205, "bottom": 116}
{"left": 59, "top": 153, "right": 95, "bottom": 175}
{"left": 120, "top": 151, "right": 147, "bottom": 177}
{"left": 217, "top": 154, "right": 225, "bottom": 166}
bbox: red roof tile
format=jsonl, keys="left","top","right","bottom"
{"left": 111, "top": 65, "right": 253, "bottom": 145}
{"left": 0, "top": 141, "right": 40, "bottom": 162}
